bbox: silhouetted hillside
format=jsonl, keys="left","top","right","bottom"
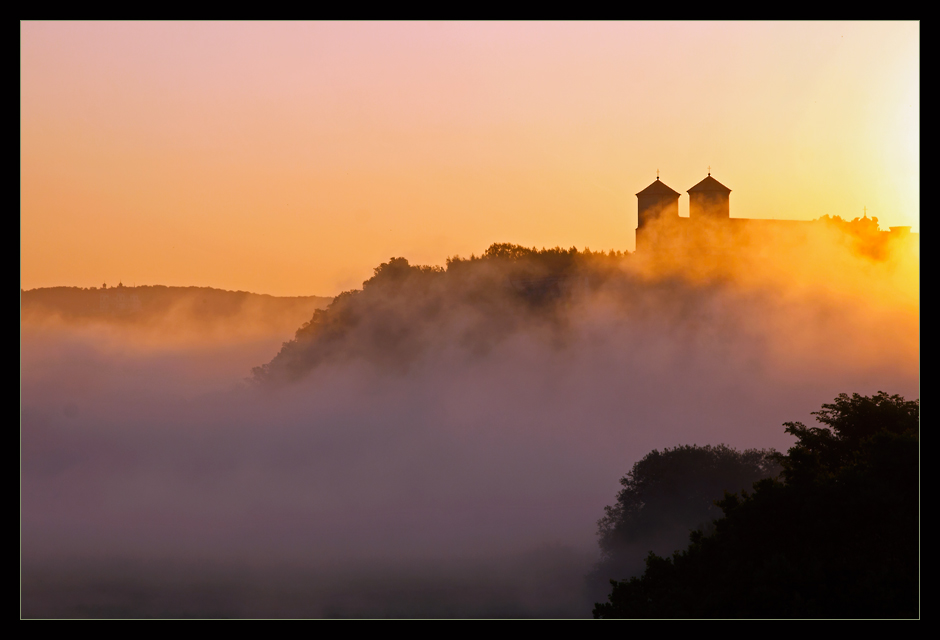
{"left": 252, "top": 245, "right": 628, "bottom": 383}
{"left": 252, "top": 214, "right": 917, "bottom": 388}
{"left": 21, "top": 285, "right": 332, "bottom": 330}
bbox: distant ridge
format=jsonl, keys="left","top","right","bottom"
{"left": 21, "top": 285, "right": 333, "bottom": 324}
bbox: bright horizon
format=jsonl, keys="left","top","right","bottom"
{"left": 21, "top": 21, "right": 919, "bottom": 297}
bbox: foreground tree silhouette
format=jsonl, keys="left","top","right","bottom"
{"left": 593, "top": 392, "right": 919, "bottom": 618}
{"left": 589, "top": 445, "right": 779, "bottom": 601}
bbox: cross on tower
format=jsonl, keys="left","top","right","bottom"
{"left": 656, "top": 169, "right": 659, "bottom": 180}
{"left": 707, "top": 166, "right": 711, "bottom": 176}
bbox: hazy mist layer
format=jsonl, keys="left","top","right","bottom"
{"left": 21, "top": 232, "right": 918, "bottom": 617}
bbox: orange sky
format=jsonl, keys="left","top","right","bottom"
{"left": 21, "top": 21, "right": 919, "bottom": 296}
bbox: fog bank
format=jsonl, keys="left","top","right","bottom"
{"left": 22, "top": 235, "right": 918, "bottom": 617}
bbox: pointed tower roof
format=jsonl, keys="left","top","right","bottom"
{"left": 636, "top": 178, "right": 681, "bottom": 197}
{"left": 688, "top": 175, "right": 731, "bottom": 193}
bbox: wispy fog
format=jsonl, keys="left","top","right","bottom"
{"left": 21, "top": 231, "right": 918, "bottom": 617}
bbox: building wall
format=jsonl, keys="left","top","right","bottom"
{"left": 689, "top": 191, "right": 730, "bottom": 221}
{"left": 637, "top": 193, "right": 679, "bottom": 229}
{"left": 636, "top": 194, "right": 680, "bottom": 253}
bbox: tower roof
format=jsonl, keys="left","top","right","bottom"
{"left": 688, "top": 175, "right": 731, "bottom": 193}
{"left": 636, "top": 178, "right": 680, "bottom": 198}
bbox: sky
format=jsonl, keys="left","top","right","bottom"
{"left": 21, "top": 21, "right": 919, "bottom": 297}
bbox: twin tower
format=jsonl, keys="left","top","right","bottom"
{"left": 635, "top": 173, "right": 732, "bottom": 251}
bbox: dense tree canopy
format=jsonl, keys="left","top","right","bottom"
{"left": 814, "top": 215, "right": 895, "bottom": 261}
{"left": 590, "top": 444, "right": 779, "bottom": 597}
{"left": 593, "top": 392, "right": 919, "bottom": 619}
{"left": 251, "top": 245, "right": 629, "bottom": 383}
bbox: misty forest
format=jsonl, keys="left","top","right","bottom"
{"left": 21, "top": 219, "right": 918, "bottom": 617}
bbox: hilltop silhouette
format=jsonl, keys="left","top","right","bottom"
{"left": 635, "top": 174, "right": 917, "bottom": 262}
{"left": 251, "top": 245, "right": 627, "bottom": 383}
{"left": 252, "top": 207, "right": 916, "bottom": 386}
{"left": 21, "top": 285, "right": 332, "bottom": 328}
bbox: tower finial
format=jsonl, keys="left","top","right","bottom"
{"left": 656, "top": 168, "right": 659, "bottom": 180}
{"left": 707, "top": 165, "right": 711, "bottom": 176}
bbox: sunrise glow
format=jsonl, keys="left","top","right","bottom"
{"left": 21, "top": 21, "right": 919, "bottom": 296}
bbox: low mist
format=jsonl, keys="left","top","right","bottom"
{"left": 21, "top": 224, "right": 918, "bottom": 617}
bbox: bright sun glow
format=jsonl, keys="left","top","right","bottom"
{"left": 21, "top": 21, "right": 918, "bottom": 296}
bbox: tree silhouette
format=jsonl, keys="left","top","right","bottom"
{"left": 593, "top": 392, "right": 919, "bottom": 618}
{"left": 589, "top": 445, "right": 779, "bottom": 602}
